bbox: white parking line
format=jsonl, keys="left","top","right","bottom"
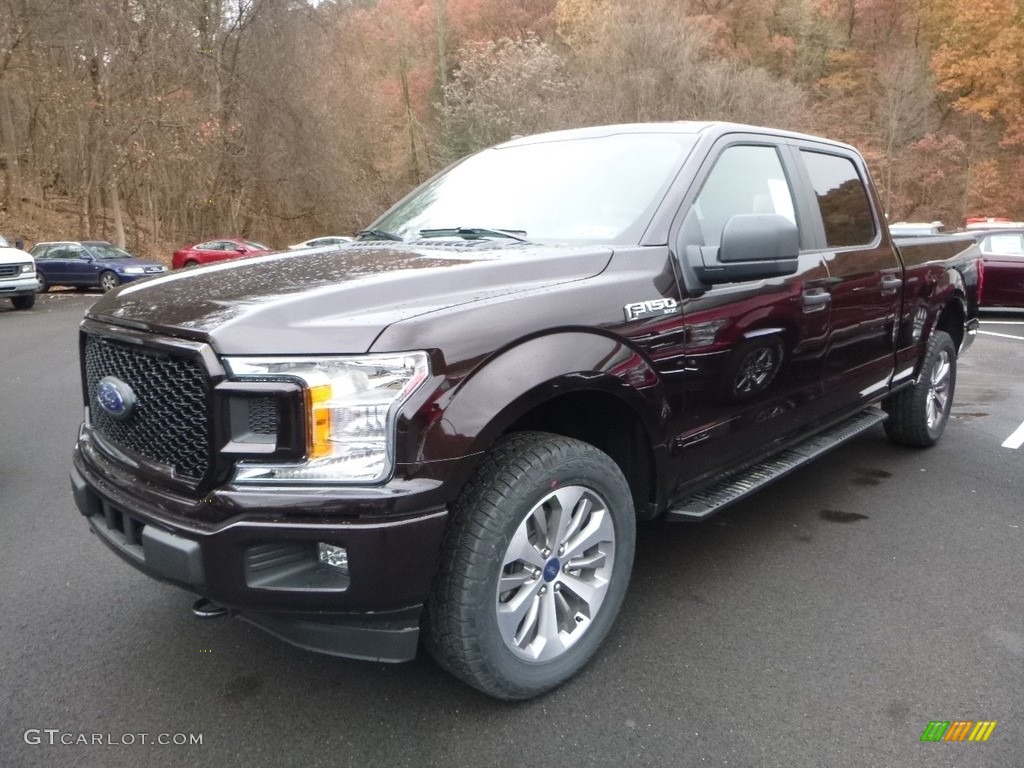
{"left": 1003, "top": 421, "right": 1024, "bottom": 449}
{"left": 979, "top": 330, "right": 1024, "bottom": 340}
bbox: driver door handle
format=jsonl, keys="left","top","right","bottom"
{"left": 881, "top": 276, "right": 903, "bottom": 295}
{"left": 802, "top": 288, "right": 831, "bottom": 311}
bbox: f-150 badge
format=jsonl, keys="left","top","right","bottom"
{"left": 624, "top": 298, "right": 679, "bottom": 322}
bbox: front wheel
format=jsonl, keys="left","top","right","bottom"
{"left": 36, "top": 274, "right": 49, "bottom": 293}
{"left": 12, "top": 293, "right": 35, "bottom": 310}
{"left": 882, "top": 330, "right": 956, "bottom": 447}
{"left": 99, "top": 271, "right": 120, "bottom": 292}
{"left": 425, "top": 432, "right": 636, "bottom": 700}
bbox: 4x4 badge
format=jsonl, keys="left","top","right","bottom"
{"left": 624, "top": 298, "right": 679, "bottom": 322}
{"left": 96, "top": 376, "right": 137, "bottom": 421}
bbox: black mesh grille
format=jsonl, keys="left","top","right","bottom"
{"left": 84, "top": 334, "right": 209, "bottom": 480}
{"left": 247, "top": 397, "right": 278, "bottom": 436}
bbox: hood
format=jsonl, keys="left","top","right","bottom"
{"left": 87, "top": 243, "right": 612, "bottom": 354}
{"left": 0, "top": 247, "right": 33, "bottom": 265}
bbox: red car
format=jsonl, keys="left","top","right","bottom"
{"left": 974, "top": 229, "right": 1024, "bottom": 308}
{"left": 172, "top": 238, "right": 273, "bottom": 269}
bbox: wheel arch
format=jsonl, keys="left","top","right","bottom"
{"left": 420, "top": 331, "right": 669, "bottom": 519}
{"left": 504, "top": 390, "right": 660, "bottom": 520}
{"left": 934, "top": 293, "right": 967, "bottom": 354}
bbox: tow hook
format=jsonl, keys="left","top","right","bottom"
{"left": 192, "top": 597, "right": 228, "bottom": 619}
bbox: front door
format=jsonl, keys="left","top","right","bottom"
{"left": 668, "top": 140, "right": 831, "bottom": 488}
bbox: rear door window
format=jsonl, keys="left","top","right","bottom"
{"left": 800, "top": 151, "right": 876, "bottom": 248}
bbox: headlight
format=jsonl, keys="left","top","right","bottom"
{"left": 224, "top": 353, "right": 429, "bottom": 483}
{"left": 122, "top": 266, "right": 146, "bottom": 274}
{"left": 20, "top": 263, "right": 33, "bottom": 273}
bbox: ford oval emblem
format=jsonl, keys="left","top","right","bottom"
{"left": 96, "top": 376, "right": 136, "bottom": 421}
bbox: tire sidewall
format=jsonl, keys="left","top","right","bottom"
{"left": 469, "top": 444, "right": 635, "bottom": 697}
{"left": 921, "top": 332, "right": 956, "bottom": 442}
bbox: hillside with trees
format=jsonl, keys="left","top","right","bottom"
{"left": 1, "top": 0, "right": 1022, "bottom": 256}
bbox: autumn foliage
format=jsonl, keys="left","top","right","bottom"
{"left": 0, "top": 0, "right": 1023, "bottom": 255}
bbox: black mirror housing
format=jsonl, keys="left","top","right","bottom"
{"left": 689, "top": 213, "right": 799, "bottom": 285}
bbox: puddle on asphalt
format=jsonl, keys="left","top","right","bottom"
{"left": 819, "top": 509, "right": 869, "bottom": 523}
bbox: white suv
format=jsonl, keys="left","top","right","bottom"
{"left": 0, "top": 235, "right": 38, "bottom": 310}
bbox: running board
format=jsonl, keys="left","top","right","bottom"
{"left": 666, "top": 409, "right": 887, "bottom": 521}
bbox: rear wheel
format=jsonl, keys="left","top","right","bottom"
{"left": 99, "top": 271, "right": 120, "bottom": 292}
{"left": 883, "top": 330, "right": 956, "bottom": 447}
{"left": 183, "top": 260, "right": 199, "bottom": 269}
{"left": 12, "top": 293, "right": 35, "bottom": 310}
{"left": 425, "top": 432, "right": 635, "bottom": 700}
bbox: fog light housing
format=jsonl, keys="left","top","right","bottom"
{"left": 318, "top": 543, "right": 349, "bottom": 573}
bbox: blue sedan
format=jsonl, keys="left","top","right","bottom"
{"left": 30, "top": 241, "right": 167, "bottom": 292}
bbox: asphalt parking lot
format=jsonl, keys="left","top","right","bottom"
{"left": 1, "top": 294, "right": 1022, "bottom": 768}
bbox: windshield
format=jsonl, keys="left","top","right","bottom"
{"left": 244, "top": 240, "right": 270, "bottom": 250}
{"left": 373, "top": 132, "right": 696, "bottom": 245}
{"left": 88, "top": 243, "right": 134, "bottom": 260}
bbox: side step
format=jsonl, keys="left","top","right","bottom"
{"left": 666, "top": 408, "right": 887, "bottom": 521}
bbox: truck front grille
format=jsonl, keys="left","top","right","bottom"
{"left": 84, "top": 334, "right": 210, "bottom": 480}
{"left": 0, "top": 264, "right": 20, "bottom": 278}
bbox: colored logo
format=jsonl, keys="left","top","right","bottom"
{"left": 542, "top": 558, "right": 561, "bottom": 583}
{"left": 920, "top": 720, "right": 997, "bottom": 742}
{"left": 96, "top": 376, "right": 136, "bottom": 422}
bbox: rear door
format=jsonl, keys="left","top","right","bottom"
{"left": 978, "top": 231, "right": 1024, "bottom": 307}
{"left": 189, "top": 241, "right": 224, "bottom": 264}
{"left": 208, "top": 241, "right": 239, "bottom": 264}
{"left": 790, "top": 145, "right": 902, "bottom": 408}
{"left": 44, "top": 245, "right": 82, "bottom": 284}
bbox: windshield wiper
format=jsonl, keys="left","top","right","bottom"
{"left": 355, "top": 228, "right": 404, "bottom": 241}
{"left": 418, "top": 227, "right": 529, "bottom": 242}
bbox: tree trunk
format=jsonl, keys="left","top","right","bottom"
{"left": 109, "top": 178, "right": 125, "bottom": 248}
{"left": 399, "top": 50, "right": 421, "bottom": 185}
{"left": 0, "top": 84, "right": 21, "bottom": 216}
{"left": 86, "top": 52, "right": 103, "bottom": 238}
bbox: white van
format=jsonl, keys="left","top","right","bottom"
{"left": 0, "top": 235, "right": 39, "bottom": 310}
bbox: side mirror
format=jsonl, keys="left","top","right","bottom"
{"left": 79, "top": 253, "right": 95, "bottom": 262}
{"left": 687, "top": 214, "right": 800, "bottom": 285}
{"left": 235, "top": 246, "right": 247, "bottom": 253}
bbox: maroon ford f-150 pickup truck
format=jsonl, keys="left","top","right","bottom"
{"left": 71, "top": 122, "right": 979, "bottom": 699}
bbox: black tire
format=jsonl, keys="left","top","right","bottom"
{"left": 36, "top": 274, "right": 49, "bottom": 293}
{"left": 425, "top": 432, "right": 636, "bottom": 700}
{"left": 882, "top": 330, "right": 956, "bottom": 447}
{"left": 183, "top": 260, "right": 199, "bottom": 269}
{"left": 99, "top": 271, "right": 120, "bottom": 292}
{"left": 12, "top": 293, "right": 35, "bottom": 310}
